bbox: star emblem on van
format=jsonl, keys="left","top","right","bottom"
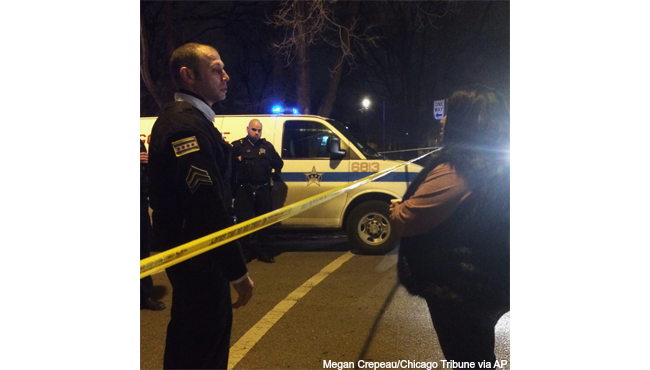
{"left": 305, "top": 166, "right": 323, "bottom": 186}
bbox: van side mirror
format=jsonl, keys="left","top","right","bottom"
{"left": 328, "top": 136, "right": 346, "bottom": 158}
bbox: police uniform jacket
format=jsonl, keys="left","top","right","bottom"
{"left": 231, "top": 137, "right": 283, "bottom": 185}
{"left": 148, "top": 100, "right": 247, "bottom": 280}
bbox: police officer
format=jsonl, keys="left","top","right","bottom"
{"left": 232, "top": 119, "right": 284, "bottom": 263}
{"left": 147, "top": 42, "right": 254, "bottom": 369}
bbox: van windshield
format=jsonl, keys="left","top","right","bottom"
{"left": 326, "top": 119, "right": 383, "bottom": 159}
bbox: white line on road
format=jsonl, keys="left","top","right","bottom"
{"left": 228, "top": 252, "right": 356, "bottom": 369}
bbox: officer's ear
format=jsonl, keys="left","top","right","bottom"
{"left": 179, "top": 67, "right": 196, "bottom": 84}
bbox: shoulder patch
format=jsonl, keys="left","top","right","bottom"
{"left": 186, "top": 166, "right": 213, "bottom": 193}
{"left": 172, "top": 136, "right": 200, "bottom": 157}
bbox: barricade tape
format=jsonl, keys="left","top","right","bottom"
{"left": 378, "top": 146, "right": 440, "bottom": 154}
{"left": 140, "top": 148, "right": 440, "bottom": 279}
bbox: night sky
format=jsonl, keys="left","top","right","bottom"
{"left": 140, "top": 1, "right": 509, "bottom": 150}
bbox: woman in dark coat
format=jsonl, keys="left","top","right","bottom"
{"left": 390, "top": 86, "right": 510, "bottom": 366}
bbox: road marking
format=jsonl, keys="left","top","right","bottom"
{"left": 228, "top": 252, "right": 356, "bottom": 369}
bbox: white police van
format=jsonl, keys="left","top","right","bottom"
{"left": 141, "top": 113, "right": 423, "bottom": 254}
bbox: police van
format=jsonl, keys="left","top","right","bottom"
{"left": 141, "top": 113, "right": 423, "bottom": 254}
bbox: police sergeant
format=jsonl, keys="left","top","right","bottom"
{"left": 231, "top": 119, "right": 284, "bottom": 263}
{"left": 147, "top": 42, "right": 253, "bottom": 369}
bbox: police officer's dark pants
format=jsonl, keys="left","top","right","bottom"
{"left": 424, "top": 296, "right": 505, "bottom": 368}
{"left": 234, "top": 184, "right": 272, "bottom": 256}
{"left": 163, "top": 263, "right": 232, "bottom": 369}
{"left": 140, "top": 197, "right": 153, "bottom": 307}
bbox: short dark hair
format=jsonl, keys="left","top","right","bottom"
{"left": 169, "top": 43, "right": 211, "bottom": 87}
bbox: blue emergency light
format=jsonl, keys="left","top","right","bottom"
{"left": 271, "top": 105, "right": 300, "bottom": 114}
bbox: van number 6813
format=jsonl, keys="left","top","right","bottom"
{"left": 351, "top": 162, "right": 379, "bottom": 172}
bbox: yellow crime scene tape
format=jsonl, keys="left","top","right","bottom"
{"left": 140, "top": 148, "right": 440, "bottom": 279}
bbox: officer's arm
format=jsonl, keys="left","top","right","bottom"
{"left": 231, "top": 140, "right": 241, "bottom": 159}
{"left": 268, "top": 143, "right": 284, "bottom": 172}
{"left": 169, "top": 130, "right": 247, "bottom": 280}
{"left": 169, "top": 130, "right": 231, "bottom": 230}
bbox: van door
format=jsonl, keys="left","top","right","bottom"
{"left": 277, "top": 119, "right": 350, "bottom": 227}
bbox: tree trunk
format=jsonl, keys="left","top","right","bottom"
{"left": 271, "top": 47, "right": 285, "bottom": 105}
{"left": 140, "top": 13, "right": 164, "bottom": 112}
{"left": 316, "top": 1, "right": 359, "bottom": 118}
{"left": 316, "top": 54, "right": 344, "bottom": 118}
{"left": 295, "top": 1, "right": 311, "bottom": 114}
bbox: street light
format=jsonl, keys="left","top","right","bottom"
{"left": 360, "top": 98, "right": 387, "bottom": 151}
{"left": 361, "top": 98, "right": 370, "bottom": 140}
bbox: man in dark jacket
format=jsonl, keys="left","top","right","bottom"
{"left": 147, "top": 42, "right": 254, "bottom": 370}
{"left": 140, "top": 139, "right": 166, "bottom": 311}
{"left": 231, "top": 119, "right": 284, "bottom": 263}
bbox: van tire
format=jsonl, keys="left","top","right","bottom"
{"left": 346, "top": 200, "right": 398, "bottom": 255}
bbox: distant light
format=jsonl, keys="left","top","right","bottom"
{"left": 271, "top": 105, "right": 300, "bottom": 114}
{"left": 406, "top": 132, "right": 409, "bottom": 135}
{"left": 362, "top": 98, "right": 370, "bottom": 109}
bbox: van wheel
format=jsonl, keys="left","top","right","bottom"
{"left": 346, "top": 200, "right": 398, "bottom": 255}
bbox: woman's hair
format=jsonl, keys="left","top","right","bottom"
{"left": 431, "top": 86, "right": 510, "bottom": 190}
{"left": 443, "top": 86, "right": 510, "bottom": 154}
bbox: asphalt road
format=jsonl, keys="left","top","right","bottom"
{"left": 140, "top": 231, "right": 510, "bottom": 370}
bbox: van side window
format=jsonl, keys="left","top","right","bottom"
{"left": 282, "top": 121, "right": 338, "bottom": 159}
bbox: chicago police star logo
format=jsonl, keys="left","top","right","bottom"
{"left": 305, "top": 166, "right": 323, "bottom": 186}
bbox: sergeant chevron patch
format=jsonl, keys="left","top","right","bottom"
{"left": 172, "top": 136, "right": 200, "bottom": 157}
{"left": 186, "top": 166, "right": 213, "bottom": 193}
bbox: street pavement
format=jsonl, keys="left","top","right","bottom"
{"left": 140, "top": 231, "right": 510, "bottom": 369}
